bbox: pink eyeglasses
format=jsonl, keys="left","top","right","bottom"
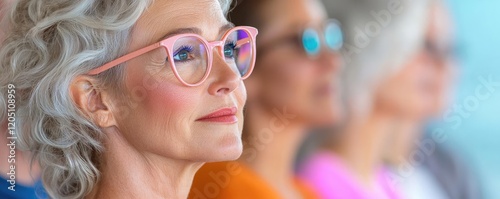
{"left": 88, "top": 26, "right": 258, "bottom": 87}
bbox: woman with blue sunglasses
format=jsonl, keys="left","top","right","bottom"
{"left": 190, "top": 0, "right": 344, "bottom": 198}
{"left": 298, "top": 0, "right": 433, "bottom": 198}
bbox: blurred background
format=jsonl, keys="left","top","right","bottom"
{"left": 325, "top": 0, "right": 500, "bottom": 198}
{"left": 439, "top": 0, "right": 500, "bottom": 198}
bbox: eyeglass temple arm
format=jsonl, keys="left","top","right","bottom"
{"left": 87, "top": 43, "right": 161, "bottom": 75}
{"left": 236, "top": 38, "right": 251, "bottom": 47}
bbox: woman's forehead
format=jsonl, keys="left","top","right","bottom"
{"left": 259, "top": 0, "right": 327, "bottom": 37}
{"left": 130, "top": 0, "right": 228, "bottom": 51}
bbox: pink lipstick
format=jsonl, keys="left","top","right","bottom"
{"left": 196, "top": 107, "right": 238, "bottom": 123}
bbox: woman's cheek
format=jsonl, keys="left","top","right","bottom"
{"left": 236, "top": 81, "right": 247, "bottom": 107}
{"left": 235, "top": 82, "right": 247, "bottom": 130}
{"left": 145, "top": 82, "right": 197, "bottom": 116}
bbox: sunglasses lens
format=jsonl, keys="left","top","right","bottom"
{"left": 302, "top": 28, "right": 321, "bottom": 56}
{"left": 225, "top": 29, "right": 254, "bottom": 78}
{"left": 170, "top": 36, "right": 209, "bottom": 84}
{"left": 325, "top": 21, "right": 343, "bottom": 51}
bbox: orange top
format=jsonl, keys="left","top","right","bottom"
{"left": 189, "top": 161, "right": 319, "bottom": 199}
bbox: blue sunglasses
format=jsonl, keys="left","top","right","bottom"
{"left": 302, "top": 20, "right": 343, "bottom": 56}
{"left": 257, "top": 19, "right": 343, "bottom": 57}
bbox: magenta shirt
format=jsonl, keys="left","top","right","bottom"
{"left": 298, "top": 151, "right": 402, "bottom": 199}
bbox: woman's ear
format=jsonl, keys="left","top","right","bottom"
{"left": 70, "top": 76, "right": 118, "bottom": 128}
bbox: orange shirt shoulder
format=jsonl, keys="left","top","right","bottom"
{"left": 294, "top": 178, "right": 320, "bottom": 199}
{"left": 189, "top": 161, "right": 319, "bottom": 199}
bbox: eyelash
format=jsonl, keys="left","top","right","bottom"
{"left": 167, "top": 40, "right": 237, "bottom": 62}
{"left": 166, "top": 45, "right": 195, "bottom": 63}
{"left": 173, "top": 45, "right": 194, "bottom": 56}
{"left": 225, "top": 40, "right": 237, "bottom": 49}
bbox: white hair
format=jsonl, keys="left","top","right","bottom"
{"left": 324, "top": 0, "right": 430, "bottom": 115}
{"left": 0, "top": 0, "right": 232, "bottom": 198}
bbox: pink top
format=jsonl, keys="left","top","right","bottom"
{"left": 298, "top": 151, "right": 402, "bottom": 199}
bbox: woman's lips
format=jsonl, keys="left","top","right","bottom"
{"left": 196, "top": 107, "right": 238, "bottom": 123}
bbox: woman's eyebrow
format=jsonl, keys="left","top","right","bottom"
{"left": 157, "top": 23, "right": 235, "bottom": 42}
{"left": 219, "top": 23, "right": 235, "bottom": 34}
{"left": 157, "top": 27, "right": 202, "bottom": 42}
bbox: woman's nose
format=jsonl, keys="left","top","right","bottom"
{"left": 317, "top": 50, "right": 342, "bottom": 74}
{"left": 206, "top": 52, "right": 240, "bottom": 96}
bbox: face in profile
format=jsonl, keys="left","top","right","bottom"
{"left": 375, "top": 3, "right": 454, "bottom": 120}
{"left": 375, "top": 53, "right": 436, "bottom": 120}
{"left": 245, "top": 0, "right": 342, "bottom": 126}
{"left": 108, "top": 0, "right": 248, "bottom": 162}
{"left": 426, "top": 2, "right": 455, "bottom": 117}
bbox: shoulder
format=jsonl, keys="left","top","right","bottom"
{"left": 189, "top": 161, "right": 281, "bottom": 199}
{"left": 298, "top": 151, "right": 344, "bottom": 179}
{"left": 294, "top": 178, "right": 321, "bottom": 199}
{"left": 424, "top": 143, "right": 483, "bottom": 199}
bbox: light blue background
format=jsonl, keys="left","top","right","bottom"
{"left": 444, "top": 0, "right": 500, "bottom": 198}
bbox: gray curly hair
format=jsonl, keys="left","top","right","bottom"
{"left": 0, "top": 0, "right": 232, "bottom": 198}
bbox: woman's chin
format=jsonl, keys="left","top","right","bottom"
{"left": 198, "top": 136, "right": 243, "bottom": 162}
{"left": 308, "top": 106, "right": 341, "bottom": 126}
{"left": 204, "top": 147, "right": 243, "bottom": 163}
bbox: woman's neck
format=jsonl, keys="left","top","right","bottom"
{"left": 387, "top": 119, "right": 423, "bottom": 166}
{"left": 239, "top": 104, "right": 307, "bottom": 198}
{"left": 87, "top": 128, "right": 202, "bottom": 199}
{"left": 332, "top": 112, "right": 396, "bottom": 187}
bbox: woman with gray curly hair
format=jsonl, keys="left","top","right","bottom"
{"left": 0, "top": 0, "right": 258, "bottom": 198}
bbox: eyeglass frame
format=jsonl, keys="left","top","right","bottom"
{"left": 87, "top": 26, "right": 259, "bottom": 87}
